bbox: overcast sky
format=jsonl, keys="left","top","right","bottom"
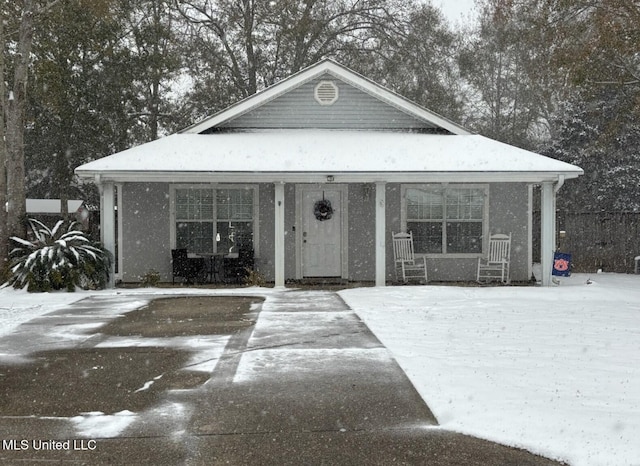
{"left": 435, "top": 0, "right": 477, "bottom": 24}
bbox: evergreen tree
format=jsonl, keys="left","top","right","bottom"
{"left": 545, "top": 86, "right": 640, "bottom": 212}
{"left": 26, "top": 0, "right": 131, "bottom": 208}
{"left": 25, "top": 0, "right": 184, "bottom": 208}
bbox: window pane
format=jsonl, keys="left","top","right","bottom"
{"left": 176, "top": 188, "right": 214, "bottom": 220}
{"left": 217, "top": 189, "right": 253, "bottom": 220}
{"left": 175, "top": 190, "right": 189, "bottom": 219}
{"left": 217, "top": 221, "right": 253, "bottom": 254}
{"left": 446, "top": 221, "right": 482, "bottom": 253}
{"left": 176, "top": 221, "right": 214, "bottom": 253}
{"left": 407, "top": 188, "right": 443, "bottom": 220}
{"left": 446, "top": 189, "right": 484, "bottom": 220}
{"left": 407, "top": 221, "right": 442, "bottom": 253}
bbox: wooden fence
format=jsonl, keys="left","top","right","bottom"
{"left": 533, "top": 211, "right": 640, "bottom": 273}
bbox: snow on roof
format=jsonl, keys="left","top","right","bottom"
{"left": 26, "top": 199, "right": 84, "bottom": 214}
{"left": 76, "top": 131, "right": 582, "bottom": 182}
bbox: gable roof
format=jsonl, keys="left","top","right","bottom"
{"left": 75, "top": 59, "right": 583, "bottom": 184}
{"left": 181, "top": 59, "right": 472, "bottom": 135}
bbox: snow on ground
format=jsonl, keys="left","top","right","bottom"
{"left": 0, "top": 286, "right": 271, "bottom": 339}
{"left": 233, "top": 347, "right": 390, "bottom": 383}
{"left": 340, "top": 273, "right": 640, "bottom": 466}
{"left": 1, "top": 278, "right": 639, "bottom": 464}
{"left": 71, "top": 410, "right": 137, "bottom": 438}
{"left": 0, "top": 285, "right": 272, "bottom": 439}
{"left": 0, "top": 288, "right": 90, "bottom": 337}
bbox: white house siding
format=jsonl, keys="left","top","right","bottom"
{"left": 121, "top": 182, "right": 172, "bottom": 282}
{"left": 219, "top": 73, "right": 435, "bottom": 131}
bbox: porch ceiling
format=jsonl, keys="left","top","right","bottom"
{"left": 76, "top": 131, "right": 583, "bottom": 184}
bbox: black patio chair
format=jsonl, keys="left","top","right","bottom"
{"left": 223, "top": 247, "right": 254, "bottom": 284}
{"left": 171, "top": 249, "right": 206, "bottom": 284}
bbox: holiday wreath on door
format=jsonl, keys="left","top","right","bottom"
{"left": 313, "top": 193, "right": 333, "bottom": 221}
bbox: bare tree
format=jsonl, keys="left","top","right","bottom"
{"left": 1, "top": 0, "right": 68, "bottom": 268}
{"left": 458, "top": 0, "right": 582, "bottom": 147}
{"left": 175, "top": 0, "right": 410, "bottom": 105}
{"left": 0, "top": 12, "right": 8, "bottom": 271}
{"left": 5, "top": 0, "right": 36, "bottom": 242}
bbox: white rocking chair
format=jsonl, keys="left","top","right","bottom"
{"left": 392, "top": 231, "right": 428, "bottom": 283}
{"left": 477, "top": 233, "right": 512, "bottom": 284}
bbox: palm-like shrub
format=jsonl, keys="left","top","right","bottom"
{"left": 8, "top": 219, "right": 112, "bottom": 292}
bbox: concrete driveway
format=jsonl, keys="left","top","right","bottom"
{"left": 0, "top": 290, "right": 564, "bottom": 465}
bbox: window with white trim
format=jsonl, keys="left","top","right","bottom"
{"left": 404, "top": 185, "right": 487, "bottom": 254}
{"left": 174, "top": 186, "right": 256, "bottom": 254}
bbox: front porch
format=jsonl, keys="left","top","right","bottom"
{"left": 97, "top": 179, "right": 561, "bottom": 287}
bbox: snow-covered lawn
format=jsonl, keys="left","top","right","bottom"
{"left": 0, "top": 288, "right": 92, "bottom": 338}
{"left": 341, "top": 273, "right": 640, "bottom": 466}
{"left": 1, "top": 274, "right": 639, "bottom": 465}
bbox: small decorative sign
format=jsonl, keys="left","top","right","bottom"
{"left": 552, "top": 252, "right": 572, "bottom": 277}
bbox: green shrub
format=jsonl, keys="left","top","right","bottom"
{"left": 139, "top": 269, "right": 161, "bottom": 287}
{"left": 8, "top": 219, "right": 112, "bottom": 292}
{"left": 244, "top": 268, "right": 266, "bottom": 287}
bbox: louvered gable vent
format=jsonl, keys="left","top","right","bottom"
{"left": 314, "top": 80, "right": 339, "bottom": 105}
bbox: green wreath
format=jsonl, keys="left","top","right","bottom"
{"left": 314, "top": 199, "right": 333, "bottom": 221}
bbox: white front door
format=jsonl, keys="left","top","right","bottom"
{"left": 300, "top": 187, "right": 344, "bottom": 277}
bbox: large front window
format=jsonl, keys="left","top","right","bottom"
{"left": 174, "top": 186, "right": 256, "bottom": 254}
{"left": 405, "top": 185, "right": 487, "bottom": 254}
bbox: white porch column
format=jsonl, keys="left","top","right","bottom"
{"left": 375, "top": 181, "right": 386, "bottom": 287}
{"left": 540, "top": 181, "right": 556, "bottom": 286}
{"left": 115, "top": 183, "right": 123, "bottom": 282}
{"left": 274, "top": 182, "right": 285, "bottom": 288}
{"left": 100, "top": 181, "right": 116, "bottom": 288}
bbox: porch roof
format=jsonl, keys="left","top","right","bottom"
{"left": 76, "top": 130, "right": 583, "bottom": 183}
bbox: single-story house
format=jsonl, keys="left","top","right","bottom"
{"left": 75, "top": 59, "right": 583, "bottom": 287}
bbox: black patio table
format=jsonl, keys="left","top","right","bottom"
{"left": 192, "top": 252, "right": 225, "bottom": 284}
